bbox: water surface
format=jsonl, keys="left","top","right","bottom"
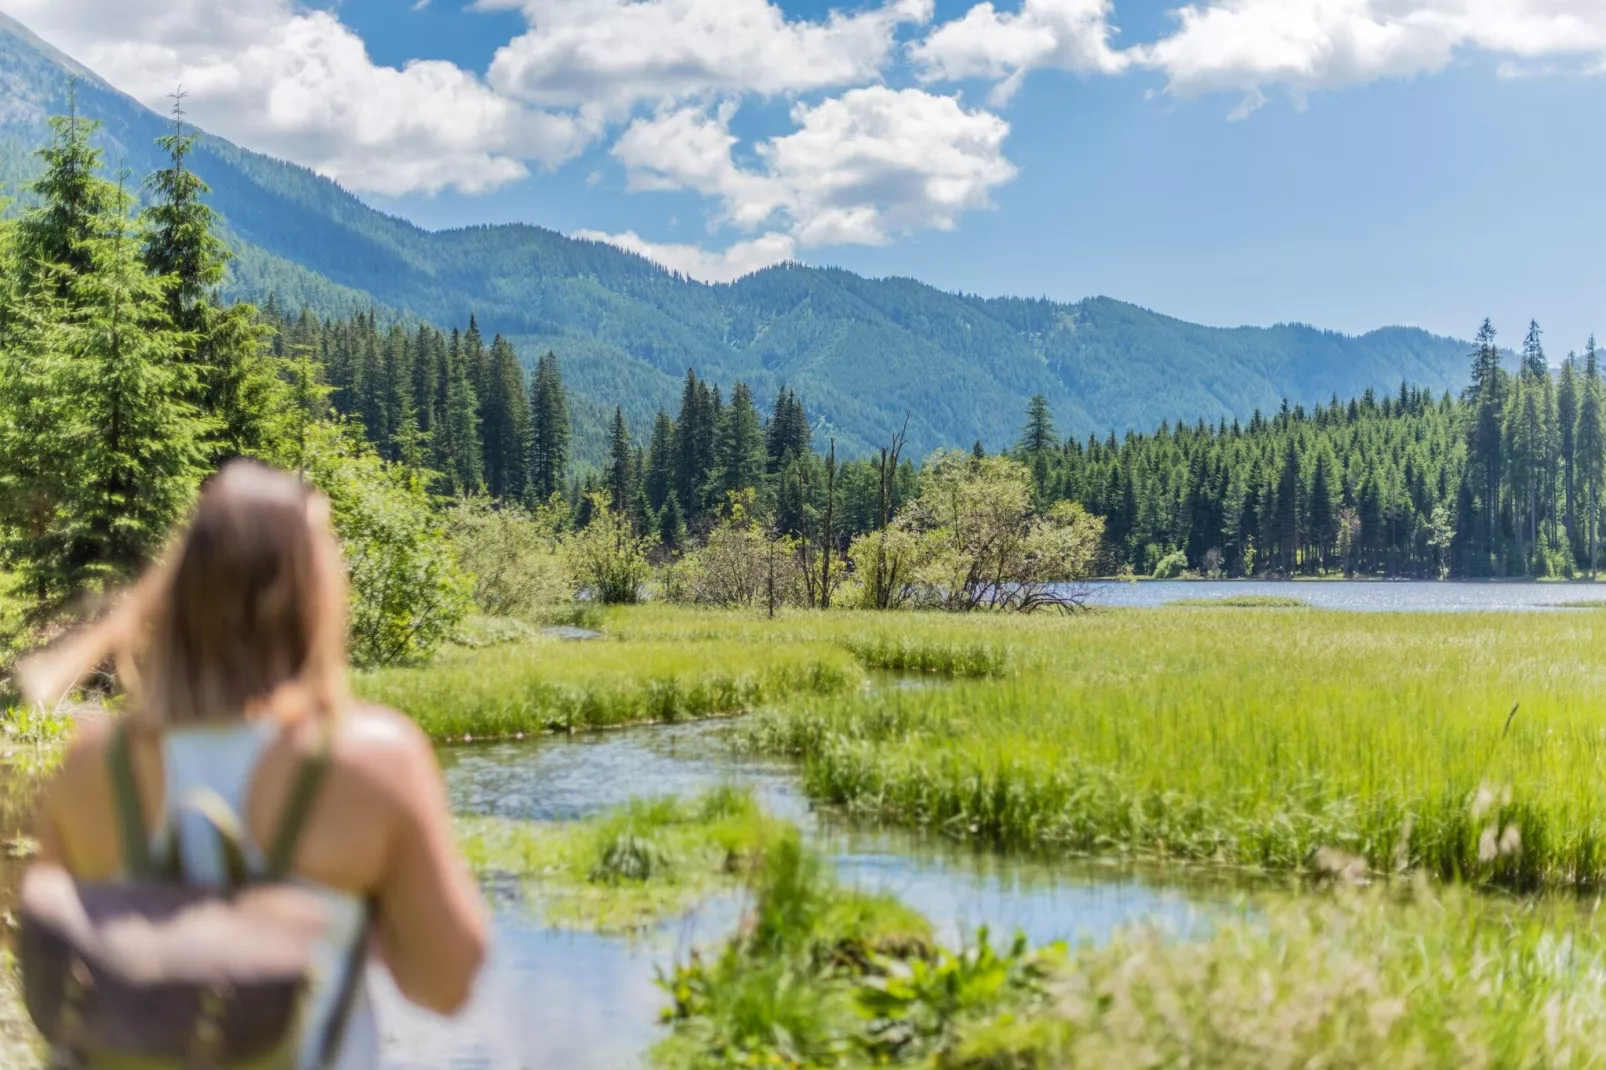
{"left": 376, "top": 722, "right": 1239, "bottom": 1070}
{"left": 1087, "top": 579, "right": 1606, "bottom": 612}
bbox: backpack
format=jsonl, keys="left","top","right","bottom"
{"left": 17, "top": 723, "right": 366, "bottom": 1069}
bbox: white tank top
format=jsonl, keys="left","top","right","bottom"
{"left": 157, "top": 721, "right": 379, "bottom": 1070}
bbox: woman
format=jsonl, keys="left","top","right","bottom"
{"left": 23, "top": 460, "right": 487, "bottom": 1067}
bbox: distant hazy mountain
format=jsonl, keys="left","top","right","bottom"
{"left": 0, "top": 12, "right": 1474, "bottom": 456}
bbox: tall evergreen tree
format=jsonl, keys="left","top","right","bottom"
{"left": 141, "top": 93, "right": 273, "bottom": 459}
{"left": 1579, "top": 338, "right": 1605, "bottom": 577}
{"left": 605, "top": 407, "right": 634, "bottom": 513}
{"left": 480, "top": 334, "right": 529, "bottom": 500}
{"left": 435, "top": 328, "right": 482, "bottom": 494}
{"left": 765, "top": 387, "right": 811, "bottom": 472}
{"left": 645, "top": 409, "right": 676, "bottom": 512}
{"left": 527, "top": 351, "right": 570, "bottom": 502}
{"left": 1466, "top": 318, "right": 1507, "bottom": 571}
{"left": 674, "top": 369, "right": 716, "bottom": 524}
{"left": 715, "top": 381, "right": 767, "bottom": 511}
{"left": 1560, "top": 355, "right": 1580, "bottom": 556}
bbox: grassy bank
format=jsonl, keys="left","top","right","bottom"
{"left": 738, "top": 608, "right": 1606, "bottom": 890}
{"left": 658, "top": 831, "right": 1606, "bottom": 1069}
{"left": 357, "top": 634, "right": 864, "bottom": 741}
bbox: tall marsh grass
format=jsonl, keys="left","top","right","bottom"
{"left": 742, "top": 609, "right": 1606, "bottom": 890}
{"left": 358, "top": 637, "right": 863, "bottom": 740}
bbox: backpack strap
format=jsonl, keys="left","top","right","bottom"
{"left": 318, "top": 909, "right": 372, "bottom": 1069}
{"left": 265, "top": 725, "right": 332, "bottom": 882}
{"left": 106, "top": 723, "right": 153, "bottom": 878}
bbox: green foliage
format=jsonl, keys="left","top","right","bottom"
{"left": 1152, "top": 550, "right": 1188, "bottom": 579}
{"left": 562, "top": 493, "right": 653, "bottom": 605}
{"left": 354, "top": 633, "right": 863, "bottom": 740}
{"left": 734, "top": 607, "right": 1606, "bottom": 892}
{"left": 305, "top": 422, "right": 470, "bottom": 666}
{"left": 444, "top": 495, "right": 568, "bottom": 617}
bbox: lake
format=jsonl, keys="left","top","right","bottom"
{"left": 1086, "top": 579, "right": 1606, "bottom": 612}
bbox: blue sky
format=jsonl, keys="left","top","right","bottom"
{"left": 8, "top": 0, "right": 1606, "bottom": 352}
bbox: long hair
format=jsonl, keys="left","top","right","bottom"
{"left": 21, "top": 461, "right": 351, "bottom": 726}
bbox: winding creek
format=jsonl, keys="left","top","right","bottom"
{"left": 373, "top": 719, "right": 1245, "bottom": 1070}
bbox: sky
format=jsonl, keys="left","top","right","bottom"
{"left": 3, "top": 0, "right": 1605, "bottom": 352}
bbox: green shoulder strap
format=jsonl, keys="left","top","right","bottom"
{"left": 106, "top": 723, "right": 152, "bottom": 879}
{"left": 265, "top": 725, "right": 332, "bottom": 882}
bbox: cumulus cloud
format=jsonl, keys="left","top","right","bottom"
{"left": 483, "top": 0, "right": 934, "bottom": 114}
{"left": 1135, "top": 0, "right": 1606, "bottom": 101}
{"left": 0, "top": 0, "right": 591, "bottom": 196}
{"left": 613, "top": 87, "right": 1017, "bottom": 248}
{"left": 911, "top": 0, "right": 1129, "bottom": 103}
{"left": 573, "top": 229, "right": 796, "bottom": 283}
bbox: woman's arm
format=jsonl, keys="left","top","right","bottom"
{"left": 348, "top": 711, "right": 487, "bottom": 1016}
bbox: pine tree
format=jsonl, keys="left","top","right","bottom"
{"left": 765, "top": 387, "right": 810, "bottom": 472}
{"left": 1579, "top": 338, "right": 1605, "bottom": 578}
{"left": 1466, "top": 319, "right": 1507, "bottom": 571}
{"left": 1559, "top": 354, "right": 1580, "bottom": 559}
{"left": 605, "top": 407, "right": 634, "bottom": 512}
{"left": 645, "top": 409, "right": 675, "bottom": 512}
{"left": 715, "top": 381, "right": 767, "bottom": 512}
{"left": 435, "top": 329, "right": 482, "bottom": 494}
{"left": 15, "top": 88, "right": 115, "bottom": 293}
{"left": 480, "top": 334, "right": 529, "bottom": 500}
{"left": 141, "top": 92, "right": 273, "bottom": 460}
{"left": 658, "top": 494, "right": 686, "bottom": 552}
{"left": 3, "top": 172, "right": 211, "bottom": 606}
{"left": 674, "top": 369, "right": 715, "bottom": 524}
{"left": 527, "top": 351, "right": 570, "bottom": 502}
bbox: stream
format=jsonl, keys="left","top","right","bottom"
{"left": 372, "top": 720, "right": 1242, "bottom": 1070}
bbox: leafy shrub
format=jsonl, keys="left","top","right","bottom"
{"left": 1152, "top": 550, "right": 1188, "bottom": 580}
{"left": 305, "top": 423, "right": 470, "bottom": 667}
{"left": 669, "top": 496, "right": 804, "bottom": 609}
{"left": 562, "top": 493, "right": 653, "bottom": 605}
{"left": 445, "top": 495, "right": 568, "bottom": 616}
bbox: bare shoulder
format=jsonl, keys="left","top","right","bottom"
{"left": 323, "top": 705, "right": 440, "bottom": 803}
{"left": 48, "top": 714, "right": 117, "bottom": 795}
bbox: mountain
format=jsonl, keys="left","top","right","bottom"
{"left": 0, "top": 12, "right": 1476, "bottom": 457}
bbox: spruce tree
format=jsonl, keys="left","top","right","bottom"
{"left": 765, "top": 387, "right": 810, "bottom": 472}
{"left": 605, "top": 407, "right": 634, "bottom": 512}
{"left": 141, "top": 93, "right": 273, "bottom": 460}
{"left": 6, "top": 172, "right": 211, "bottom": 606}
{"left": 435, "top": 329, "right": 482, "bottom": 494}
{"left": 715, "top": 381, "right": 767, "bottom": 512}
{"left": 1466, "top": 319, "right": 1506, "bottom": 570}
{"left": 645, "top": 409, "right": 676, "bottom": 512}
{"left": 528, "top": 351, "right": 570, "bottom": 502}
{"left": 480, "top": 334, "right": 529, "bottom": 500}
{"left": 1560, "top": 355, "right": 1580, "bottom": 557}
{"left": 15, "top": 89, "right": 114, "bottom": 293}
{"left": 674, "top": 369, "right": 715, "bottom": 524}
{"left": 1578, "top": 338, "right": 1605, "bottom": 577}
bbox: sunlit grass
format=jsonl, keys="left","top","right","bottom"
{"left": 740, "top": 608, "right": 1606, "bottom": 890}
{"left": 358, "top": 636, "right": 864, "bottom": 741}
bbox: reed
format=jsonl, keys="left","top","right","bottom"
{"left": 358, "top": 636, "right": 863, "bottom": 741}
{"left": 741, "top": 608, "right": 1606, "bottom": 890}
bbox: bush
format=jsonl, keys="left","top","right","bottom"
{"left": 1151, "top": 550, "right": 1188, "bottom": 580}
{"left": 304, "top": 422, "right": 470, "bottom": 667}
{"left": 445, "top": 495, "right": 568, "bottom": 616}
{"left": 561, "top": 494, "right": 654, "bottom": 605}
{"left": 669, "top": 496, "right": 805, "bottom": 610}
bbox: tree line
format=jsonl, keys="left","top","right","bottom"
{"left": 1013, "top": 320, "right": 1606, "bottom": 580}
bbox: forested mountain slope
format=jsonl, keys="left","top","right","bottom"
{"left": 0, "top": 11, "right": 1474, "bottom": 455}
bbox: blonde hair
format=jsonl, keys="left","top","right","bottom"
{"left": 21, "top": 461, "right": 351, "bottom": 726}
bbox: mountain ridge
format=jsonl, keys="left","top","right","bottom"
{"left": 0, "top": 11, "right": 1476, "bottom": 456}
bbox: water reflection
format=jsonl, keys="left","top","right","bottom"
{"left": 389, "top": 722, "right": 1234, "bottom": 1069}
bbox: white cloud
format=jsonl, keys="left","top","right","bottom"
{"left": 0, "top": 0, "right": 591, "bottom": 196}
{"left": 1135, "top": 0, "right": 1606, "bottom": 102}
{"left": 911, "top": 0, "right": 1129, "bottom": 103}
{"left": 613, "top": 87, "right": 1017, "bottom": 248}
{"left": 483, "top": 0, "right": 933, "bottom": 114}
{"left": 573, "top": 229, "right": 796, "bottom": 283}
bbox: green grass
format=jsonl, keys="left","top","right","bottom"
{"left": 738, "top": 608, "right": 1606, "bottom": 891}
{"left": 357, "top": 634, "right": 864, "bottom": 741}
{"left": 1167, "top": 594, "right": 1309, "bottom": 608}
{"left": 457, "top": 787, "right": 787, "bottom": 931}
